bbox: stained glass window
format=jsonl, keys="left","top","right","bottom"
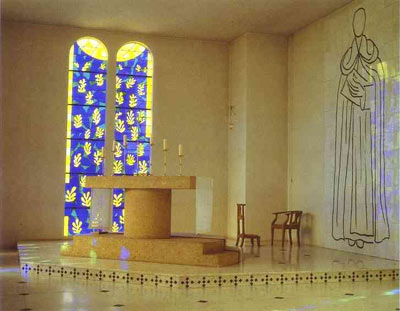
{"left": 64, "top": 37, "right": 108, "bottom": 236}
{"left": 111, "top": 42, "right": 153, "bottom": 233}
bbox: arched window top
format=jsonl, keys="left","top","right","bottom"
{"left": 69, "top": 37, "right": 108, "bottom": 72}
{"left": 116, "top": 42, "right": 153, "bottom": 76}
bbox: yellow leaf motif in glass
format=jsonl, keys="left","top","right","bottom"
{"left": 135, "top": 65, "right": 141, "bottom": 72}
{"left": 138, "top": 160, "right": 148, "bottom": 175}
{"left": 137, "top": 143, "right": 144, "bottom": 157}
{"left": 81, "top": 192, "right": 92, "bottom": 207}
{"left": 115, "top": 111, "right": 122, "bottom": 120}
{"left": 93, "top": 149, "right": 103, "bottom": 166}
{"left": 138, "top": 83, "right": 145, "bottom": 96}
{"left": 125, "top": 77, "right": 136, "bottom": 89}
{"left": 84, "top": 129, "right": 91, "bottom": 139}
{"left": 73, "top": 153, "right": 82, "bottom": 168}
{"left": 137, "top": 110, "right": 145, "bottom": 124}
{"left": 116, "top": 76, "right": 122, "bottom": 89}
{"left": 65, "top": 186, "right": 77, "bottom": 202}
{"left": 74, "top": 62, "right": 80, "bottom": 69}
{"left": 82, "top": 62, "right": 91, "bottom": 71}
{"left": 111, "top": 221, "right": 120, "bottom": 233}
{"left": 78, "top": 79, "right": 87, "bottom": 93}
{"left": 126, "top": 154, "right": 136, "bottom": 166}
{"left": 119, "top": 210, "right": 125, "bottom": 225}
{"left": 130, "top": 126, "right": 139, "bottom": 141}
{"left": 95, "top": 127, "right": 104, "bottom": 138}
{"left": 113, "top": 193, "right": 123, "bottom": 208}
{"left": 113, "top": 160, "right": 123, "bottom": 174}
{"left": 126, "top": 110, "right": 135, "bottom": 125}
{"left": 83, "top": 142, "right": 92, "bottom": 155}
{"left": 115, "top": 119, "right": 125, "bottom": 133}
{"left": 72, "top": 218, "right": 83, "bottom": 234}
{"left": 95, "top": 74, "right": 104, "bottom": 86}
{"left": 85, "top": 91, "right": 94, "bottom": 105}
{"left": 79, "top": 175, "right": 87, "bottom": 187}
{"left": 99, "top": 63, "right": 106, "bottom": 70}
{"left": 129, "top": 94, "right": 137, "bottom": 108}
{"left": 116, "top": 92, "right": 124, "bottom": 106}
{"left": 92, "top": 108, "right": 101, "bottom": 125}
{"left": 118, "top": 64, "right": 123, "bottom": 71}
{"left": 114, "top": 143, "right": 122, "bottom": 158}
{"left": 73, "top": 114, "right": 83, "bottom": 128}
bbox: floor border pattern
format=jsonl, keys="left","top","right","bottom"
{"left": 20, "top": 263, "right": 399, "bottom": 289}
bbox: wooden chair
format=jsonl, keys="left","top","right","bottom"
{"left": 271, "top": 211, "right": 302, "bottom": 247}
{"left": 236, "top": 204, "right": 260, "bottom": 248}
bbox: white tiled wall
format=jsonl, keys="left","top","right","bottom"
{"left": 288, "top": 0, "right": 399, "bottom": 260}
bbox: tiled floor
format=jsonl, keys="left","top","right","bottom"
{"left": 1, "top": 250, "right": 399, "bottom": 311}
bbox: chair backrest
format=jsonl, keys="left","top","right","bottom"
{"left": 287, "top": 211, "right": 302, "bottom": 226}
{"left": 237, "top": 204, "right": 246, "bottom": 235}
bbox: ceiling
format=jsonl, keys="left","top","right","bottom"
{"left": 1, "top": 0, "right": 352, "bottom": 41}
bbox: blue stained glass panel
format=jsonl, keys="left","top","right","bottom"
{"left": 112, "top": 188, "right": 125, "bottom": 209}
{"left": 71, "top": 42, "right": 107, "bottom": 74}
{"left": 64, "top": 173, "right": 94, "bottom": 209}
{"left": 112, "top": 209, "right": 125, "bottom": 233}
{"left": 113, "top": 42, "right": 152, "bottom": 234}
{"left": 64, "top": 208, "right": 91, "bottom": 235}
{"left": 115, "top": 75, "right": 152, "bottom": 109}
{"left": 65, "top": 38, "right": 108, "bottom": 236}
{"left": 114, "top": 108, "right": 151, "bottom": 142}
{"left": 116, "top": 49, "right": 150, "bottom": 76}
{"left": 68, "top": 106, "right": 106, "bottom": 140}
{"left": 68, "top": 140, "right": 105, "bottom": 174}
{"left": 71, "top": 71, "right": 107, "bottom": 106}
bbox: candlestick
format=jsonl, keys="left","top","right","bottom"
{"left": 163, "top": 138, "right": 168, "bottom": 151}
{"left": 179, "top": 154, "right": 183, "bottom": 176}
{"left": 178, "top": 144, "right": 183, "bottom": 156}
{"left": 163, "top": 148, "right": 168, "bottom": 176}
{"left": 112, "top": 140, "right": 116, "bottom": 152}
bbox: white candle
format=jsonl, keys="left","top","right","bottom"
{"left": 101, "top": 147, "right": 104, "bottom": 156}
{"left": 112, "top": 140, "right": 116, "bottom": 151}
{"left": 123, "top": 135, "right": 127, "bottom": 146}
{"left": 178, "top": 144, "right": 183, "bottom": 156}
{"left": 163, "top": 138, "right": 167, "bottom": 151}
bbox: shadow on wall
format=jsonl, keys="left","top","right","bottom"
{"left": 301, "top": 213, "right": 313, "bottom": 245}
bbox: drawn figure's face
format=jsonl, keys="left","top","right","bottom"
{"left": 353, "top": 8, "right": 366, "bottom": 37}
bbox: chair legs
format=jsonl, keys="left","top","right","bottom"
{"left": 289, "top": 229, "right": 293, "bottom": 245}
{"left": 271, "top": 228, "right": 275, "bottom": 246}
{"left": 297, "top": 228, "right": 300, "bottom": 247}
{"left": 281, "top": 227, "right": 286, "bottom": 248}
{"left": 257, "top": 236, "right": 261, "bottom": 247}
{"left": 240, "top": 237, "right": 245, "bottom": 247}
{"left": 235, "top": 237, "right": 239, "bottom": 247}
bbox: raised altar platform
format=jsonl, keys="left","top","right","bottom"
{"left": 63, "top": 176, "right": 239, "bottom": 267}
{"left": 61, "top": 234, "right": 239, "bottom": 267}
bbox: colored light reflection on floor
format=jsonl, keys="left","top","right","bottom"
{"left": 120, "top": 246, "right": 130, "bottom": 260}
{"left": 383, "top": 288, "right": 400, "bottom": 295}
{"left": 0, "top": 267, "right": 20, "bottom": 273}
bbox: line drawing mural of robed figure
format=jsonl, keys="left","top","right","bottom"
{"left": 332, "top": 8, "right": 389, "bottom": 248}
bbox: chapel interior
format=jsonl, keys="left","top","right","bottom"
{"left": 0, "top": 0, "right": 399, "bottom": 310}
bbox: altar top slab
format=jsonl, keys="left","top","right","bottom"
{"left": 86, "top": 176, "right": 196, "bottom": 189}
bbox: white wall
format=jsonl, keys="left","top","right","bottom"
{"left": 288, "top": 0, "right": 399, "bottom": 260}
{"left": 227, "top": 33, "right": 288, "bottom": 242}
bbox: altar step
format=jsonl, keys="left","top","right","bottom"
{"left": 61, "top": 234, "right": 239, "bottom": 267}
